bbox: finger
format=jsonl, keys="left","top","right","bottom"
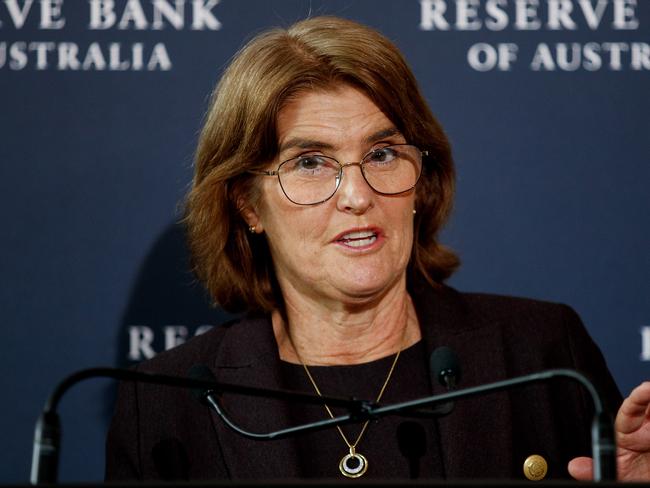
{"left": 616, "top": 382, "right": 650, "bottom": 435}
{"left": 568, "top": 456, "right": 593, "bottom": 480}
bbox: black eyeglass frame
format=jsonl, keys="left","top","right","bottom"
{"left": 248, "top": 144, "right": 428, "bottom": 206}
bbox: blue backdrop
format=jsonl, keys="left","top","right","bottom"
{"left": 1, "top": 0, "right": 648, "bottom": 483}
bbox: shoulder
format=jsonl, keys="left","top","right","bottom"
{"left": 458, "top": 290, "right": 594, "bottom": 356}
{"left": 452, "top": 288, "right": 622, "bottom": 410}
{"left": 133, "top": 315, "right": 256, "bottom": 375}
{"left": 413, "top": 283, "right": 608, "bottom": 376}
{"left": 416, "top": 282, "right": 583, "bottom": 340}
{"left": 462, "top": 290, "right": 596, "bottom": 350}
{"left": 460, "top": 290, "right": 581, "bottom": 331}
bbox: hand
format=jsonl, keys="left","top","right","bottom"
{"left": 568, "top": 381, "right": 650, "bottom": 481}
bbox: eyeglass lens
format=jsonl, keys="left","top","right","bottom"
{"left": 277, "top": 145, "right": 422, "bottom": 205}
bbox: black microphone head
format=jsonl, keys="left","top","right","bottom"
{"left": 188, "top": 364, "right": 217, "bottom": 404}
{"left": 430, "top": 346, "right": 461, "bottom": 389}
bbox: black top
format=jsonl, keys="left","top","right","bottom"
{"left": 279, "top": 340, "right": 443, "bottom": 479}
{"left": 106, "top": 283, "right": 623, "bottom": 481}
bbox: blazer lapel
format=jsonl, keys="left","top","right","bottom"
{"left": 207, "top": 316, "right": 301, "bottom": 479}
{"left": 414, "top": 285, "right": 514, "bottom": 479}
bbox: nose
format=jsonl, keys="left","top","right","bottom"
{"left": 335, "top": 162, "right": 374, "bottom": 214}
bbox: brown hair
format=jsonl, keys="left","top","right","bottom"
{"left": 185, "top": 16, "right": 459, "bottom": 313}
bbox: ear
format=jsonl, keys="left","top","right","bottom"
{"left": 237, "top": 196, "right": 264, "bottom": 234}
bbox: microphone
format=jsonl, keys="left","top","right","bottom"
{"left": 188, "top": 364, "right": 218, "bottom": 405}
{"left": 30, "top": 411, "right": 60, "bottom": 485}
{"left": 422, "top": 346, "right": 461, "bottom": 416}
{"left": 395, "top": 346, "right": 460, "bottom": 419}
{"left": 430, "top": 346, "right": 460, "bottom": 389}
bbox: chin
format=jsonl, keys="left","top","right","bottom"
{"left": 336, "top": 277, "right": 400, "bottom": 302}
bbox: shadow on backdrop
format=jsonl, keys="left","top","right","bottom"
{"left": 104, "top": 222, "right": 238, "bottom": 425}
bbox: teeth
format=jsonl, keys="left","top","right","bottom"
{"left": 339, "top": 231, "right": 378, "bottom": 248}
{"left": 341, "top": 231, "right": 375, "bottom": 240}
{"left": 345, "top": 236, "right": 377, "bottom": 247}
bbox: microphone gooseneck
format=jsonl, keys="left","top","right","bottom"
{"left": 30, "top": 366, "right": 368, "bottom": 484}
{"left": 32, "top": 359, "right": 617, "bottom": 482}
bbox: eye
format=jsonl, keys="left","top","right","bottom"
{"left": 282, "top": 155, "right": 339, "bottom": 176}
{"left": 297, "top": 155, "right": 325, "bottom": 171}
{"left": 366, "top": 146, "right": 399, "bottom": 165}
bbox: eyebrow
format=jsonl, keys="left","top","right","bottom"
{"left": 365, "top": 127, "right": 401, "bottom": 143}
{"left": 278, "top": 127, "right": 402, "bottom": 154}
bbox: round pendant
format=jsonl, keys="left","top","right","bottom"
{"left": 339, "top": 452, "right": 368, "bottom": 478}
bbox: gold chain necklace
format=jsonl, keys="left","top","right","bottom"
{"left": 300, "top": 348, "right": 402, "bottom": 478}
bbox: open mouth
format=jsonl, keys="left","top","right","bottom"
{"left": 337, "top": 230, "right": 378, "bottom": 248}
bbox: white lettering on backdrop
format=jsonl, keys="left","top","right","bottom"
{"left": 419, "top": 0, "right": 648, "bottom": 71}
{"left": 0, "top": 0, "right": 221, "bottom": 71}
{"left": 642, "top": 326, "right": 650, "bottom": 361}
{"left": 128, "top": 325, "right": 214, "bottom": 361}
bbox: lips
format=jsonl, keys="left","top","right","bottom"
{"left": 335, "top": 229, "right": 380, "bottom": 248}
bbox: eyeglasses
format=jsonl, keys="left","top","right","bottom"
{"left": 250, "top": 144, "right": 426, "bottom": 206}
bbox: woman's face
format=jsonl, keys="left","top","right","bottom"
{"left": 245, "top": 84, "right": 416, "bottom": 307}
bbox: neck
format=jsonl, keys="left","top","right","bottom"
{"left": 272, "top": 280, "right": 421, "bottom": 366}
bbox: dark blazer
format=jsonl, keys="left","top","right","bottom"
{"left": 105, "top": 284, "right": 622, "bottom": 481}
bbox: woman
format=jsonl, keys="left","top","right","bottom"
{"left": 106, "top": 16, "right": 650, "bottom": 481}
